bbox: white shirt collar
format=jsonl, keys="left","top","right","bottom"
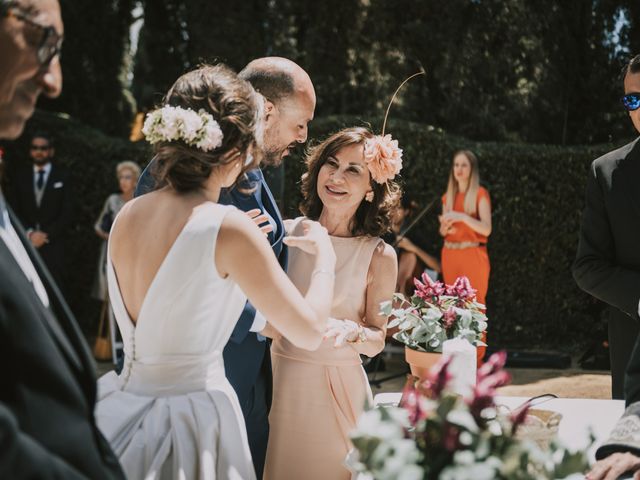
{"left": 33, "top": 162, "right": 52, "bottom": 175}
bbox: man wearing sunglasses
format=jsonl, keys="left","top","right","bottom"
{"left": 574, "top": 54, "right": 640, "bottom": 404}
{"left": 8, "top": 132, "right": 74, "bottom": 293}
{"left": 0, "top": 0, "right": 124, "bottom": 478}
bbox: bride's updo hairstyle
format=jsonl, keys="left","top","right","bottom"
{"left": 151, "top": 64, "right": 263, "bottom": 192}
{"left": 300, "top": 127, "right": 401, "bottom": 237}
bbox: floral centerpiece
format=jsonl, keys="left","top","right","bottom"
{"left": 382, "top": 274, "right": 487, "bottom": 353}
{"left": 349, "top": 352, "right": 590, "bottom": 480}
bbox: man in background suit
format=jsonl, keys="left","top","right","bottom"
{"left": 0, "top": 0, "right": 124, "bottom": 477}
{"left": 9, "top": 131, "right": 73, "bottom": 290}
{"left": 135, "top": 57, "right": 315, "bottom": 477}
{"left": 574, "top": 54, "right": 640, "bottom": 402}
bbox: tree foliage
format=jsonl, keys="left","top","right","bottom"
{"left": 40, "top": 0, "right": 136, "bottom": 136}
{"left": 40, "top": 0, "right": 640, "bottom": 145}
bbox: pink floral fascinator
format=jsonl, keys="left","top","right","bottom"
{"left": 364, "top": 71, "right": 425, "bottom": 184}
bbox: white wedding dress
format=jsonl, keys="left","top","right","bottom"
{"left": 95, "top": 202, "right": 256, "bottom": 480}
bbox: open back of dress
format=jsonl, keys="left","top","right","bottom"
{"left": 96, "top": 202, "right": 256, "bottom": 480}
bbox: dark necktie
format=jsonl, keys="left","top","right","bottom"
{"left": 36, "top": 169, "right": 45, "bottom": 190}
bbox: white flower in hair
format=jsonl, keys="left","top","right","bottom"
{"left": 196, "top": 114, "right": 225, "bottom": 151}
{"left": 181, "top": 110, "right": 205, "bottom": 142}
{"left": 142, "top": 105, "right": 224, "bottom": 152}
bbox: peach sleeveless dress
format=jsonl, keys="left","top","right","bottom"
{"left": 264, "top": 217, "right": 382, "bottom": 480}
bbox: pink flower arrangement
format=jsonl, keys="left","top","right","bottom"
{"left": 363, "top": 134, "right": 403, "bottom": 184}
{"left": 385, "top": 275, "right": 487, "bottom": 353}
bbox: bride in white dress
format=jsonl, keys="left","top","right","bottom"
{"left": 95, "top": 64, "right": 336, "bottom": 480}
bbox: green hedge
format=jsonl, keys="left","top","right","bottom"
{"left": 1, "top": 111, "right": 623, "bottom": 351}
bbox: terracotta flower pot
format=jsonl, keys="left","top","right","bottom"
{"left": 404, "top": 347, "right": 442, "bottom": 380}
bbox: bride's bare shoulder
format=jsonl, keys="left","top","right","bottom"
{"left": 219, "top": 207, "right": 259, "bottom": 239}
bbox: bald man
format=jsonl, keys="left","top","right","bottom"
{"left": 134, "top": 57, "right": 316, "bottom": 477}
{"left": 0, "top": 0, "right": 124, "bottom": 478}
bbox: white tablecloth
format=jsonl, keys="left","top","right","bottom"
{"left": 374, "top": 393, "right": 625, "bottom": 456}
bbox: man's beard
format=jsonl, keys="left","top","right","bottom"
{"left": 261, "top": 145, "right": 287, "bottom": 167}
{"left": 261, "top": 121, "right": 295, "bottom": 167}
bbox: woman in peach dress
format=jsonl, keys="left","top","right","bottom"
{"left": 264, "top": 127, "right": 400, "bottom": 480}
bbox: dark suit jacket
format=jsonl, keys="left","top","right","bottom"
{"left": 0, "top": 207, "right": 124, "bottom": 479}
{"left": 219, "top": 169, "right": 287, "bottom": 411}
{"left": 135, "top": 164, "right": 287, "bottom": 410}
{"left": 573, "top": 138, "right": 640, "bottom": 402}
{"left": 8, "top": 164, "right": 73, "bottom": 276}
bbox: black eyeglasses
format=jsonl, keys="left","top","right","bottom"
{"left": 622, "top": 93, "right": 640, "bottom": 112}
{"left": 4, "top": 5, "right": 63, "bottom": 66}
{"left": 30, "top": 145, "right": 50, "bottom": 151}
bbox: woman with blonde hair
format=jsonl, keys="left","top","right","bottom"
{"left": 439, "top": 149, "right": 492, "bottom": 363}
{"left": 92, "top": 161, "right": 142, "bottom": 364}
{"left": 92, "top": 161, "right": 142, "bottom": 301}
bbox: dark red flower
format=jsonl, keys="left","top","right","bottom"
{"left": 442, "top": 307, "right": 457, "bottom": 331}
{"left": 468, "top": 351, "right": 511, "bottom": 420}
{"left": 423, "top": 356, "right": 453, "bottom": 398}
{"left": 400, "top": 378, "right": 429, "bottom": 425}
{"left": 442, "top": 423, "right": 460, "bottom": 452}
{"left": 477, "top": 350, "right": 507, "bottom": 379}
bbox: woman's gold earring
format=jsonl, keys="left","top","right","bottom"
{"left": 365, "top": 191, "right": 374, "bottom": 202}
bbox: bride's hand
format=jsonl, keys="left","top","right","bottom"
{"left": 283, "top": 220, "right": 334, "bottom": 259}
{"left": 324, "top": 318, "right": 361, "bottom": 347}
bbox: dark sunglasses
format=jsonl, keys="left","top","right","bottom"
{"left": 30, "top": 145, "right": 50, "bottom": 151}
{"left": 622, "top": 93, "right": 640, "bottom": 112}
{"left": 3, "top": 5, "right": 63, "bottom": 66}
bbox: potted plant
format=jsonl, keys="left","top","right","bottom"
{"left": 381, "top": 274, "right": 487, "bottom": 379}
{"left": 348, "top": 352, "right": 590, "bottom": 480}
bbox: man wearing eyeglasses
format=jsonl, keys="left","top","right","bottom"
{"left": 0, "top": 0, "right": 124, "bottom": 478}
{"left": 574, "top": 54, "right": 640, "bottom": 404}
{"left": 0, "top": 0, "right": 62, "bottom": 137}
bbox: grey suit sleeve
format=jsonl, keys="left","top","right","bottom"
{"left": 0, "top": 404, "right": 89, "bottom": 479}
{"left": 573, "top": 161, "right": 640, "bottom": 319}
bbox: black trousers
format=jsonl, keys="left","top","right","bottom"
{"left": 609, "top": 307, "right": 640, "bottom": 399}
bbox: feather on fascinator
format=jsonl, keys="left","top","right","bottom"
{"left": 364, "top": 71, "right": 425, "bottom": 184}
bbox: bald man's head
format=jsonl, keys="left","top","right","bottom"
{"left": 239, "top": 57, "right": 316, "bottom": 166}
{"left": 239, "top": 57, "right": 314, "bottom": 104}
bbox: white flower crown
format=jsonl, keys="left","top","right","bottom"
{"left": 141, "top": 106, "right": 224, "bottom": 152}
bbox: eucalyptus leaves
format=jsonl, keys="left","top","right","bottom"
{"left": 381, "top": 274, "right": 487, "bottom": 353}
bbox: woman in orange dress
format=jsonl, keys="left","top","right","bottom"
{"left": 439, "top": 150, "right": 492, "bottom": 363}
